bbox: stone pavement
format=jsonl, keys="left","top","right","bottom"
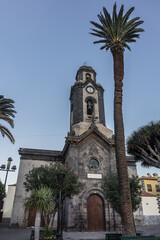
{"left": 0, "top": 223, "right": 160, "bottom": 240}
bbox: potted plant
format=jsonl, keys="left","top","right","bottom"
{"left": 42, "top": 226, "right": 57, "bottom": 240}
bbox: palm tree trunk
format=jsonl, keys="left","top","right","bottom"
{"left": 112, "top": 49, "right": 136, "bottom": 236}
{"left": 49, "top": 211, "right": 56, "bottom": 228}
{"left": 34, "top": 211, "right": 41, "bottom": 240}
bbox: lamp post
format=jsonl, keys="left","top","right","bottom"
{"left": 57, "top": 173, "right": 65, "bottom": 240}
{"left": 0, "top": 157, "right": 16, "bottom": 211}
{"left": 158, "top": 177, "right": 160, "bottom": 188}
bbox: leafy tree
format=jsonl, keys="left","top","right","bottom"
{"left": 0, "top": 95, "right": 16, "bottom": 143}
{"left": 127, "top": 121, "right": 160, "bottom": 168}
{"left": 90, "top": 3, "right": 144, "bottom": 235}
{"left": 0, "top": 180, "right": 6, "bottom": 210}
{"left": 24, "top": 163, "right": 82, "bottom": 227}
{"left": 0, "top": 180, "right": 5, "bottom": 196}
{"left": 102, "top": 174, "right": 141, "bottom": 217}
{"left": 25, "top": 187, "right": 54, "bottom": 240}
{"left": 24, "top": 163, "right": 82, "bottom": 201}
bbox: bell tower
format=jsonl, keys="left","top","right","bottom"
{"left": 70, "top": 66, "right": 112, "bottom": 138}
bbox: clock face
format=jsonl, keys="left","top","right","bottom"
{"left": 86, "top": 86, "right": 94, "bottom": 93}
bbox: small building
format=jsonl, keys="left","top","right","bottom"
{"left": 135, "top": 174, "right": 160, "bottom": 225}
{"left": 2, "top": 184, "right": 16, "bottom": 223}
{"left": 139, "top": 173, "right": 160, "bottom": 196}
{"left": 141, "top": 191, "right": 160, "bottom": 225}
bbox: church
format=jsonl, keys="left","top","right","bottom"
{"left": 11, "top": 65, "right": 137, "bottom": 231}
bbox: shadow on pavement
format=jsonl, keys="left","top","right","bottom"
{"left": 0, "top": 223, "right": 160, "bottom": 240}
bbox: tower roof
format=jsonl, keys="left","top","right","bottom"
{"left": 76, "top": 65, "right": 96, "bottom": 82}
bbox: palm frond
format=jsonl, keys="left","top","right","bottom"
{"left": 0, "top": 125, "right": 15, "bottom": 143}
{"left": 98, "top": 13, "right": 114, "bottom": 40}
{"left": 94, "top": 39, "right": 109, "bottom": 44}
{"left": 0, "top": 95, "right": 16, "bottom": 143}
{"left": 100, "top": 43, "right": 110, "bottom": 50}
{"left": 90, "top": 32, "right": 105, "bottom": 38}
{"left": 103, "top": 7, "right": 112, "bottom": 25}
{"left": 117, "top": 5, "right": 124, "bottom": 21}
{"left": 90, "top": 28, "right": 106, "bottom": 36}
{"left": 90, "top": 3, "right": 144, "bottom": 52}
{"left": 122, "top": 7, "right": 135, "bottom": 25}
{"left": 90, "top": 21, "right": 105, "bottom": 31}
{"left": 0, "top": 115, "right": 14, "bottom": 127}
{"left": 112, "top": 2, "right": 117, "bottom": 23}
{"left": 24, "top": 188, "right": 54, "bottom": 213}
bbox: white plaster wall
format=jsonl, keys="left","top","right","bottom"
{"left": 142, "top": 196, "right": 160, "bottom": 216}
{"left": 10, "top": 159, "right": 53, "bottom": 227}
{"left": 127, "top": 165, "right": 137, "bottom": 178}
{"left": 3, "top": 185, "right": 16, "bottom": 218}
{"left": 72, "top": 121, "right": 113, "bottom": 139}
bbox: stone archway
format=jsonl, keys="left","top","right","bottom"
{"left": 87, "top": 194, "right": 106, "bottom": 231}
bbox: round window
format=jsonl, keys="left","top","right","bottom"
{"left": 89, "top": 159, "right": 99, "bottom": 169}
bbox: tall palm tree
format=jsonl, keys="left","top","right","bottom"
{"left": 24, "top": 187, "right": 54, "bottom": 240}
{"left": 0, "top": 95, "right": 16, "bottom": 143}
{"left": 90, "top": 3, "right": 144, "bottom": 236}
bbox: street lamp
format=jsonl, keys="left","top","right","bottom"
{"left": 0, "top": 157, "right": 16, "bottom": 211}
{"left": 57, "top": 173, "right": 65, "bottom": 240}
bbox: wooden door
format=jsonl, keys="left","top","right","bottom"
{"left": 27, "top": 209, "right": 45, "bottom": 227}
{"left": 87, "top": 194, "right": 106, "bottom": 231}
{"left": 27, "top": 209, "right": 36, "bottom": 227}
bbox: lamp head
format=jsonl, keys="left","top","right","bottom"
{"left": 7, "top": 157, "right": 13, "bottom": 169}
{"left": 11, "top": 165, "right": 16, "bottom": 171}
{"left": 0, "top": 164, "right": 5, "bottom": 170}
{"left": 7, "top": 157, "right": 13, "bottom": 163}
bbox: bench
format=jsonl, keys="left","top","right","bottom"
{"left": 106, "top": 233, "right": 122, "bottom": 240}
{"left": 120, "top": 235, "right": 157, "bottom": 240}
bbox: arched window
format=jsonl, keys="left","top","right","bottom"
{"left": 89, "top": 158, "right": 99, "bottom": 169}
{"left": 85, "top": 97, "right": 97, "bottom": 116}
{"left": 86, "top": 73, "right": 91, "bottom": 80}
{"left": 87, "top": 99, "right": 93, "bottom": 115}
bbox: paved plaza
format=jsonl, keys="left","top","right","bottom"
{"left": 0, "top": 223, "right": 160, "bottom": 240}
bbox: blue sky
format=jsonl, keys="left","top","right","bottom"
{"left": 0, "top": 0, "right": 160, "bottom": 186}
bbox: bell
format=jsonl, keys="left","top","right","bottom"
{"left": 88, "top": 105, "right": 92, "bottom": 110}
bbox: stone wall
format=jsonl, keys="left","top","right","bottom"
{"left": 63, "top": 131, "right": 135, "bottom": 231}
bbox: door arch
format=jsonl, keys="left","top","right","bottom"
{"left": 87, "top": 194, "right": 106, "bottom": 231}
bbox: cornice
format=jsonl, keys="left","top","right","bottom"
{"left": 19, "top": 148, "right": 63, "bottom": 162}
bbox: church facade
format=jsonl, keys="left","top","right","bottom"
{"left": 11, "top": 66, "right": 137, "bottom": 231}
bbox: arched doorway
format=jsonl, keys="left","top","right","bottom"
{"left": 87, "top": 194, "right": 106, "bottom": 231}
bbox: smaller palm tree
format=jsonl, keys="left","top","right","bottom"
{"left": 25, "top": 187, "right": 54, "bottom": 240}
{"left": 0, "top": 95, "right": 16, "bottom": 143}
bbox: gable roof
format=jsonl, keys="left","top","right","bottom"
{"left": 83, "top": 78, "right": 104, "bottom": 91}
{"left": 62, "top": 125, "right": 114, "bottom": 156}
